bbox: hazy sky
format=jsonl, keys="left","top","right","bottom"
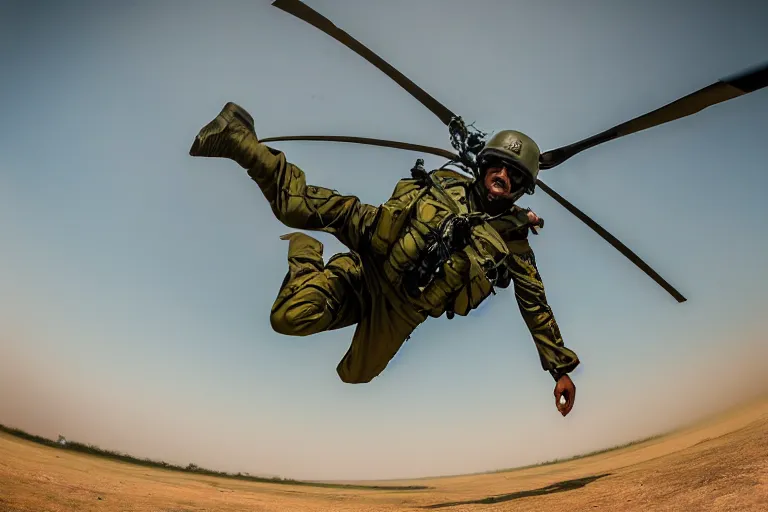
{"left": 1, "top": 0, "right": 767, "bottom": 481}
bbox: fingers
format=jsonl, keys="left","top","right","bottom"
{"left": 555, "top": 392, "right": 568, "bottom": 416}
{"left": 564, "top": 386, "right": 576, "bottom": 416}
{"left": 554, "top": 384, "right": 576, "bottom": 417}
{"left": 555, "top": 391, "right": 567, "bottom": 416}
{"left": 562, "top": 389, "right": 575, "bottom": 416}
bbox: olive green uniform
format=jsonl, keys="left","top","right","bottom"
{"left": 246, "top": 144, "right": 579, "bottom": 384}
{"left": 189, "top": 102, "right": 579, "bottom": 384}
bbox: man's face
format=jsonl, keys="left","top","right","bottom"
{"left": 482, "top": 164, "right": 527, "bottom": 201}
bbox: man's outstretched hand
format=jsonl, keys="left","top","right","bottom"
{"left": 554, "top": 374, "right": 576, "bottom": 417}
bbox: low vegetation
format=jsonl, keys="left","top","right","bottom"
{"left": 491, "top": 433, "right": 665, "bottom": 473}
{"left": 0, "top": 423, "right": 429, "bottom": 491}
{"left": 0, "top": 422, "right": 670, "bottom": 486}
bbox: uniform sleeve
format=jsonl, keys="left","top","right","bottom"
{"left": 505, "top": 244, "right": 580, "bottom": 381}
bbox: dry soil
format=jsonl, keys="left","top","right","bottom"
{"left": 1, "top": 400, "right": 767, "bottom": 511}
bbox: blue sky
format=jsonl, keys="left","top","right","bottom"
{"left": 1, "top": 0, "right": 767, "bottom": 480}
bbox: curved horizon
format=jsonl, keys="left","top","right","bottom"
{"left": 1, "top": 0, "right": 767, "bottom": 481}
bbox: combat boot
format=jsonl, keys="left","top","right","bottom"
{"left": 276, "top": 232, "right": 325, "bottom": 291}
{"left": 281, "top": 232, "right": 324, "bottom": 273}
{"left": 189, "top": 102, "right": 261, "bottom": 169}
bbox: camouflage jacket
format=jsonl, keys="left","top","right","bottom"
{"left": 367, "top": 169, "right": 580, "bottom": 380}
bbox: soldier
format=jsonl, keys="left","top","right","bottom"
{"left": 189, "top": 102, "right": 580, "bottom": 417}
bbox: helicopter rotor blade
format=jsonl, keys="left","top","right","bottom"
{"left": 264, "top": 0, "right": 693, "bottom": 303}
{"left": 262, "top": 136, "right": 685, "bottom": 302}
{"left": 535, "top": 179, "right": 686, "bottom": 303}
{"left": 260, "top": 135, "right": 459, "bottom": 160}
{"left": 271, "top": 0, "right": 456, "bottom": 126}
{"left": 540, "top": 61, "right": 768, "bottom": 170}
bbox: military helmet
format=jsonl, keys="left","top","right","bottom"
{"left": 476, "top": 130, "right": 540, "bottom": 194}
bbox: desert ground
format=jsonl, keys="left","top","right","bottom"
{"left": 1, "top": 400, "right": 767, "bottom": 512}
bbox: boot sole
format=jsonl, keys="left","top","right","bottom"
{"left": 280, "top": 232, "right": 325, "bottom": 254}
{"left": 223, "top": 102, "right": 255, "bottom": 132}
{"left": 189, "top": 102, "right": 255, "bottom": 157}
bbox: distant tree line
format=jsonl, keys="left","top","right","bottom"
{"left": 0, "top": 423, "right": 428, "bottom": 491}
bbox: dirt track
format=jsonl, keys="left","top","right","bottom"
{"left": 2, "top": 400, "right": 767, "bottom": 512}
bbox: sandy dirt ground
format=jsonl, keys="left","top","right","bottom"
{"left": 1, "top": 400, "right": 767, "bottom": 512}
